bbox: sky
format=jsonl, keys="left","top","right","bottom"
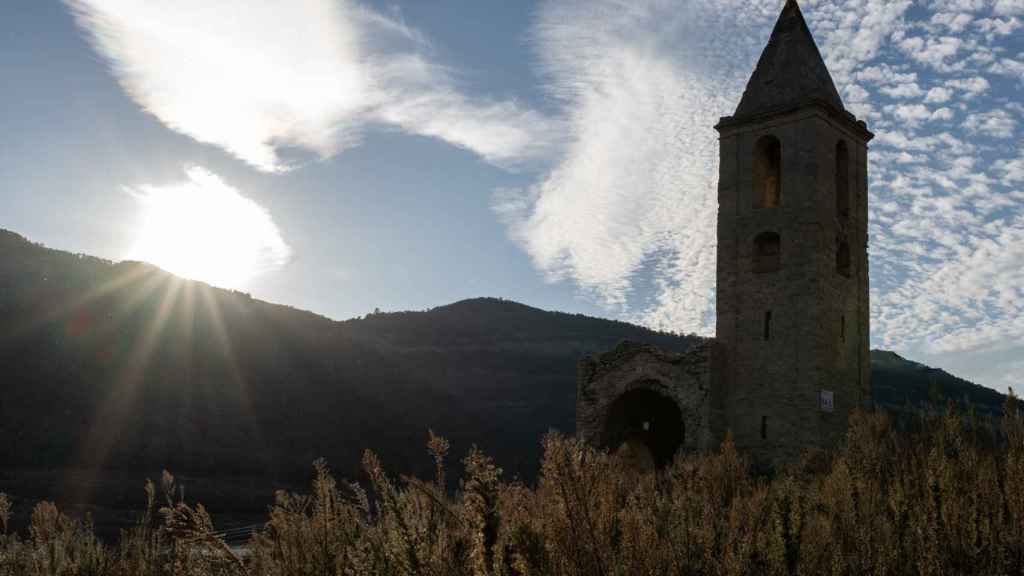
{"left": 1, "top": 0, "right": 1022, "bottom": 394}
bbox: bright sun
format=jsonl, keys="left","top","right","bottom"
{"left": 128, "top": 166, "right": 291, "bottom": 289}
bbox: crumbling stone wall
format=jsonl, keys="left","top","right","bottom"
{"left": 576, "top": 340, "right": 724, "bottom": 463}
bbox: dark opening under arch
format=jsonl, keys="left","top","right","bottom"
{"left": 754, "top": 135, "right": 782, "bottom": 208}
{"left": 603, "top": 388, "right": 684, "bottom": 469}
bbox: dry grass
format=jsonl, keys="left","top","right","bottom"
{"left": 1, "top": 396, "right": 1022, "bottom": 575}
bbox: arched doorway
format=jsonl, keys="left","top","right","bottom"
{"left": 602, "top": 388, "right": 684, "bottom": 469}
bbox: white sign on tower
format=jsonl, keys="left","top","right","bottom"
{"left": 820, "top": 390, "right": 835, "bottom": 412}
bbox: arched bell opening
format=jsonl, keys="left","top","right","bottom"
{"left": 753, "top": 135, "right": 782, "bottom": 208}
{"left": 602, "top": 388, "right": 684, "bottom": 470}
{"left": 835, "top": 140, "right": 850, "bottom": 219}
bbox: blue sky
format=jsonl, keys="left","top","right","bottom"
{"left": 1, "top": 1, "right": 1022, "bottom": 393}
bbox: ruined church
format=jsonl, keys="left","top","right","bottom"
{"left": 577, "top": 0, "right": 872, "bottom": 469}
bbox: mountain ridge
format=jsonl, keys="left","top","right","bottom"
{"left": 0, "top": 228, "right": 1009, "bottom": 509}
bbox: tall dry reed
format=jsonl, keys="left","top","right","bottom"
{"left": 1, "top": 397, "right": 1021, "bottom": 575}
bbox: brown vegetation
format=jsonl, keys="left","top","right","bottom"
{"left": 2, "top": 397, "right": 1023, "bottom": 575}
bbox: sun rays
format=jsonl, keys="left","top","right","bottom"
{"left": 33, "top": 165, "right": 287, "bottom": 505}
{"left": 65, "top": 267, "right": 260, "bottom": 507}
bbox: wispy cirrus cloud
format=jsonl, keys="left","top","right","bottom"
{"left": 498, "top": 0, "right": 913, "bottom": 334}
{"left": 66, "top": 0, "right": 1024, "bottom": 392}
{"left": 497, "top": 0, "right": 1023, "bottom": 392}
{"left": 780, "top": 1, "right": 1024, "bottom": 392}
{"left": 66, "top": 0, "right": 559, "bottom": 172}
{"left": 495, "top": 0, "right": 777, "bottom": 334}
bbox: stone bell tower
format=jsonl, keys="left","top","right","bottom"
{"left": 714, "top": 0, "right": 872, "bottom": 465}
{"left": 576, "top": 0, "right": 872, "bottom": 470}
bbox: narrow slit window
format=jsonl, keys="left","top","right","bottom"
{"left": 841, "top": 315, "right": 846, "bottom": 343}
{"left": 761, "top": 416, "right": 768, "bottom": 440}
{"left": 763, "top": 311, "right": 772, "bottom": 341}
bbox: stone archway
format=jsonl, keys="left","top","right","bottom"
{"left": 602, "top": 388, "right": 684, "bottom": 470}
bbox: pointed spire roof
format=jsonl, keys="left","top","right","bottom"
{"left": 733, "top": 0, "right": 844, "bottom": 119}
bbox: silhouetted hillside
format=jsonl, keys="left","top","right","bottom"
{"left": 870, "top": 349, "right": 1007, "bottom": 418}
{"left": 0, "top": 230, "right": 695, "bottom": 491}
{"left": 0, "top": 228, "right": 1008, "bottom": 513}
